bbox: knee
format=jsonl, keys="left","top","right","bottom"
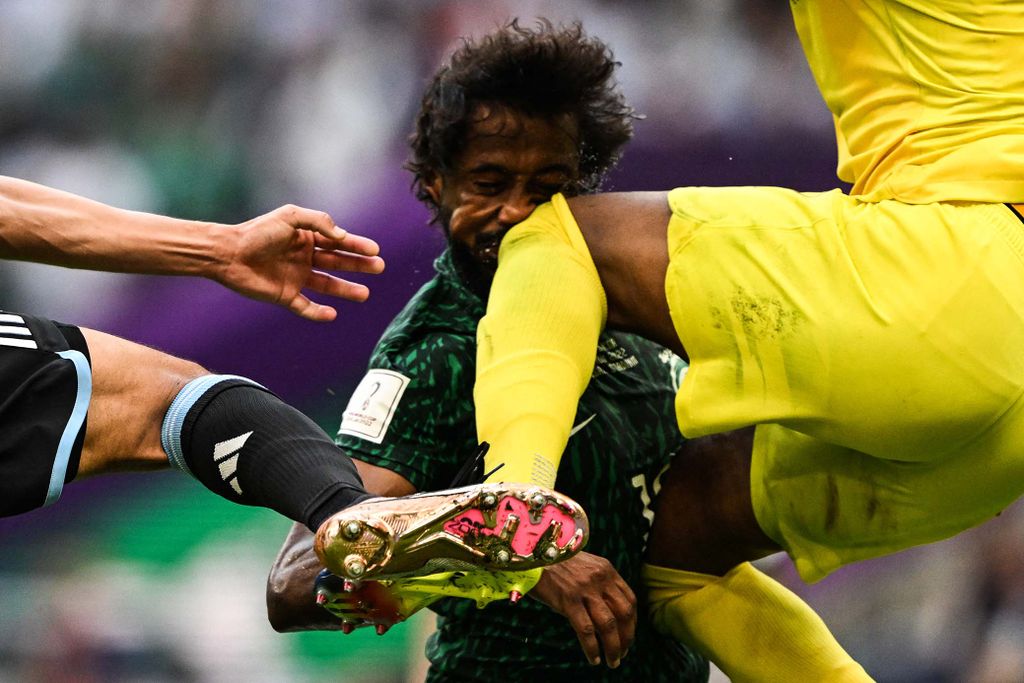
{"left": 137, "top": 357, "right": 210, "bottom": 433}
{"left": 160, "top": 357, "right": 209, "bottom": 400}
{"left": 81, "top": 326, "right": 208, "bottom": 403}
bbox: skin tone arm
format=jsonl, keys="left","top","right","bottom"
{"left": 266, "top": 460, "right": 636, "bottom": 668}
{"left": 0, "top": 176, "right": 384, "bottom": 322}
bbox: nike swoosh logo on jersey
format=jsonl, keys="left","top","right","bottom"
{"left": 569, "top": 414, "right": 597, "bottom": 438}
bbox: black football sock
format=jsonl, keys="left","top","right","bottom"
{"left": 160, "top": 375, "right": 371, "bottom": 531}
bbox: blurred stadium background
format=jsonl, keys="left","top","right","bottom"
{"left": 0, "top": 1, "right": 1021, "bottom": 681}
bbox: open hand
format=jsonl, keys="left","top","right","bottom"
{"left": 219, "top": 204, "right": 385, "bottom": 322}
{"left": 529, "top": 551, "right": 636, "bottom": 669}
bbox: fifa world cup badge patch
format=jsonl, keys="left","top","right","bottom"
{"left": 338, "top": 369, "right": 411, "bottom": 443}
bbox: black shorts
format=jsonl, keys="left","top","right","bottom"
{"left": 0, "top": 311, "right": 92, "bottom": 517}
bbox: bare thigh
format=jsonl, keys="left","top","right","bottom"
{"left": 78, "top": 328, "right": 206, "bottom": 477}
{"left": 566, "top": 192, "right": 682, "bottom": 356}
{"left": 645, "top": 427, "right": 780, "bottom": 575}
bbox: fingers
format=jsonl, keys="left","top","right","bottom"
{"left": 589, "top": 597, "right": 623, "bottom": 668}
{"left": 277, "top": 204, "right": 347, "bottom": 242}
{"left": 314, "top": 230, "right": 381, "bottom": 258}
{"left": 587, "top": 592, "right": 633, "bottom": 669}
{"left": 562, "top": 598, "right": 604, "bottom": 666}
{"left": 285, "top": 271, "right": 370, "bottom": 320}
{"left": 558, "top": 587, "right": 635, "bottom": 669}
{"left": 276, "top": 204, "right": 381, "bottom": 257}
{"left": 608, "top": 572, "right": 637, "bottom": 650}
{"left": 286, "top": 292, "right": 338, "bottom": 323}
{"left": 529, "top": 553, "right": 636, "bottom": 669}
{"left": 306, "top": 271, "right": 371, "bottom": 302}
{"left": 602, "top": 584, "right": 637, "bottom": 667}
{"left": 312, "top": 246, "right": 385, "bottom": 275}
{"left": 618, "top": 598, "right": 637, "bottom": 654}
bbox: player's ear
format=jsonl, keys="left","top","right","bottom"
{"left": 423, "top": 171, "right": 443, "bottom": 205}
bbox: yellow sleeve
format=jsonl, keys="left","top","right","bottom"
{"left": 475, "top": 195, "right": 607, "bottom": 488}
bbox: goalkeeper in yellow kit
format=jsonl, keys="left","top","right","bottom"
{"left": 472, "top": 2, "right": 1024, "bottom": 680}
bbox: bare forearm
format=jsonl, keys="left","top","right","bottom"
{"left": 0, "top": 175, "right": 388, "bottom": 322}
{"left": 0, "top": 175, "right": 231, "bottom": 278}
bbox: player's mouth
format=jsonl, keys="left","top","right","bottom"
{"left": 474, "top": 230, "right": 509, "bottom": 267}
{"left": 475, "top": 241, "right": 500, "bottom": 265}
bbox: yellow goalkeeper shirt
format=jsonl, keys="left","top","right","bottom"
{"left": 792, "top": 0, "right": 1024, "bottom": 202}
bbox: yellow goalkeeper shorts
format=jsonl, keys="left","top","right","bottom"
{"left": 664, "top": 186, "right": 1024, "bottom": 581}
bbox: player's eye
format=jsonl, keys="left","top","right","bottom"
{"left": 536, "top": 183, "right": 565, "bottom": 196}
{"left": 530, "top": 179, "right": 570, "bottom": 199}
{"left": 472, "top": 180, "right": 503, "bottom": 195}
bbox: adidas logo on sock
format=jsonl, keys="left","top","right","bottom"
{"left": 213, "top": 431, "right": 252, "bottom": 495}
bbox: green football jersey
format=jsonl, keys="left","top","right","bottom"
{"left": 336, "top": 251, "right": 708, "bottom": 682}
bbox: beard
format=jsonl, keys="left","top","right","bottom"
{"left": 438, "top": 206, "right": 501, "bottom": 301}
{"left": 448, "top": 236, "right": 497, "bottom": 302}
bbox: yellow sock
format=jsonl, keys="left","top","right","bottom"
{"left": 644, "top": 562, "right": 873, "bottom": 682}
{"left": 475, "top": 196, "right": 606, "bottom": 488}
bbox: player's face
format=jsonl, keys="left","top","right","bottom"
{"left": 427, "top": 104, "right": 581, "bottom": 272}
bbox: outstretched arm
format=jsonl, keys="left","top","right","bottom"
{"left": 0, "top": 175, "right": 384, "bottom": 321}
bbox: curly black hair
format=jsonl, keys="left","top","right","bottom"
{"left": 407, "top": 19, "right": 638, "bottom": 223}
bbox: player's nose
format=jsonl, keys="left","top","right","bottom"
{"left": 496, "top": 189, "right": 537, "bottom": 227}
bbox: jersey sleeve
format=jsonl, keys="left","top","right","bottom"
{"left": 475, "top": 194, "right": 607, "bottom": 488}
{"left": 336, "top": 334, "right": 477, "bottom": 492}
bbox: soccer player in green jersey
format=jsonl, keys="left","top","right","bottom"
{"left": 267, "top": 21, "right": 866, "bottom": 681}
{"left": 268, "top": 22, "right": 706, "bottom": 681}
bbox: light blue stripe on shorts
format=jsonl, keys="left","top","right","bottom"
{"left": 45, "top": 350, "right": 92, "bottom": 507}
